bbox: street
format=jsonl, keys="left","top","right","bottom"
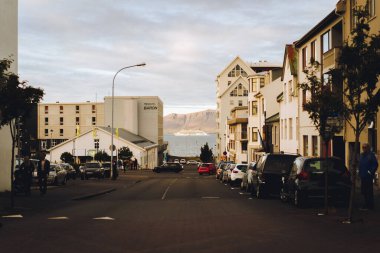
{"left": 1, "top": 165, "right": 379, "bottom": 253}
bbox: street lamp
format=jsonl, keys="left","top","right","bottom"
{"left": 111, "top": 63, "right": 146, "bottom": 180}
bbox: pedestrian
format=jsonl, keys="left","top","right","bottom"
{"left": 37, "top": 151, "right": 50, "bottom": 195}
{"left": 19, "top": 154, "right": 35, "bottom": 196}
{"left": 134, "top": 158, "right": 138, "bottom": 170}
{"left": 359, "top": 143, "right": 378, "bottom": 210}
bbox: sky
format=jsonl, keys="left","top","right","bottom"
{"left": 19, "top": 0, "right": 338, "bottom": 116}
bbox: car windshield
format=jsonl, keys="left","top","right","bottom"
{"left": 305, "top": 159, "right": 346, "bottom": 174}
{"left": 103, "top": 163, "right": 111, "bottom": 168}
{"left": 236, "top": 165, "right": 247, "bottom": 171}
{"left": 86, "top": 163, "right": 100, "bottom": 168}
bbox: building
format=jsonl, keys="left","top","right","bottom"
{"left": 48, "top": 127, "right": 158, "bottom": 169}
{"left": 338, "top": 0, "right": 380, "bottom": 165}
{"left": 293, "top": 10, "right": 344, "bottom": 159}
{"left": 37, "top": 101, "right": 105, "bottom": 150}
{"left": 0, "top": 0, "right": 18, "bottom": 192}
{"left": 247, "top": 66, "right": 282, "bottom": 162}
{"left": 227, "top": 106, "right": 248, "bottom": 163}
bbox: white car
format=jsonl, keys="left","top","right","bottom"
{"left": 180, "top": 159, "right": 186, "bottom": 164}
{"left": 174, "top": 159, "right": 180, "bottom": 163}
{"left": 230, "top": 163, "right": 248, "bottom": 186}
{"left": 186, "top": 160, "right": 198, "bottom": 165}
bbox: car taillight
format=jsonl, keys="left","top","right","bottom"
{"left": 233, "top": 170, "right": 239, "bottom": 173}
{"left": 297, "top": 171, "right": 309, "bottom": 180}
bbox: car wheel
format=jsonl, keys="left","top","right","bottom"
{"left": 280, "top": 187, "right": 288, "bottom": 203}
{"left": 62, "top": 176, "right": 67, "bottom": 185}
{"left": 256, "top": 184, "right": 264, "bottom": 199}
{"left": 240, "top": 181, "right": 244, "bottom": 190}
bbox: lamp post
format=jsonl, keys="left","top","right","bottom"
{"left": 110, "top": 63, "right": 146, "bottom": 180}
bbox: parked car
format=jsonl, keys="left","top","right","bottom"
{"left": 221, "top": 163, "right": 236, "bottom": 183}
{"left": 47, "top": 164, "right": 68, "bottom": 185}
{"left": 280, "top": 157, "right": 351, "bottom": 207}
{"left": 81, "top": 162, "right": 105, "bottom": 180}
{"left": 187, "top": 160, "right": 198, "bottom": 165}
{"left": 102, "top": 162, "right": 112, "bottom": 178}
{"left": 216, "top": 161, "right": 232, "bottom": 180}
{"left": 61, "top": 163, "right": 77, "bottom": 180}
{"left": 180, "top": 159, "right": 186, "bottom": 164}
{"left": 198, "top": 163, "right": 216, "bottom": 175}
{"left": 230, "top": 164, "right": 248, "bottom": 186}
{"left": 174, "top": 159, "right": 180, "bottom": 163}
{"left": 153, "top": 162, "right": 183, "bottom": 173}
{"left": 241, "top": 162, "right": 257, "bottom": 191}
{"left": 251, "top": 153, "right": 299, "bottom": 198}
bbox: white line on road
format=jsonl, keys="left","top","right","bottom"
{"left": 93, "top": 217, "right": 115, "bottom": 220}
{"left": 201, "top": 197, "right": 220, "bottom": 199}
{"left": 2, "top": 214, "right": 23, "bottom": 218}
{"left": 48, "top": 217, "right": 69, "bottom": 220}
{"left": 162, "top": 178, "right": 178, "bottom": 200}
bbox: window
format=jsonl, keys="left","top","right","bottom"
{"left": 52, "top": 139, "right": 56, "bottom": 147}
{"left": 323, "top": 73, "right": 331, "bottom": 86}
{"left": 312, "top": 136, "right": 318, "bottom": 156}
{"left": 60, "top": 117, "right": 63, "bottom": 125}
{"left": 59, "top": 105, "right": 63, "bottom": 114}
{"left": 60, "top": 129, "right": 64, "bottom": 136}
{"left": 310, "top": 40, "right": 316, "bottom": 62}
{"left": 76, "top": 117, "right": 80, "bottom": 125}
{"left": 238, "top": 100, "right": 243, "bottom": 106}
{"left": 75, "top": 105, "right": 80, "bottom": 113}
{"left": 322, "top": 31, "right": 331, "bottom": 53}
{"left": 251, "top": 101, "right": 258, "bottom": 115}
{"left": 243, "top": 89, "right": 248, "bottom": 96}
{"left": 230, "top": 87, "right": 237, "bottom": 97}
{"left": 92, "top": 117, "right": 96, "bottom": 126}
{"left": 44, "top": 106, "right": 48, "bottom": 114}
{"left": 92, "top": 105, "right": 96, "bottom": 113}
{"left": 252, "top": 128, "right": 258, "bottom": 142}
{"left": 368, "top": 0, "right": 375, "bottom": 18}
{"left": 228, "top": 81, "right": 231, "bottom": 86}
{"left": 350, "top": 0, "right": 358, "bottom": 30}
{"left": 289, "top": 118, "right": 293, "bottom": 140}
{"left": 44, "top": 117, "right": 48, "bottom": 126}
{"left": 252, "top": 79, "right": 257, "bottom": 92}
{"left": 303, "top": 135, "right": 309, "bottom": 156}
{"left": 44, "top": 129, "right": 49, "bottom": 137}
{"left": 302, "top": 89, "right": 307, "bottom": 110}
{"left": 41, "top": 140, "right": 47, "bottom": 150}
{"left": 302, "top": 47, "right": 307, "bottom": 70}
{"left": 288, "top": 80, "right": 293, "bottom": 102}
{"left": 228, "top": 65, "right": 248, "bottom": 77}
{"left": 260, "top": 78, "right": 265, "bottom": 88}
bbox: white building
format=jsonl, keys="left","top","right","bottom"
{"left": 216, "top": 57, "right": 253, "bottom": 161}
{"left": 0, "top": 0, "right": 18, "bottom": 192}
{"left": 48, "top": 127, "right": 158, "bottom": 169}
{"left": 227, "top": 106, "right": 248, "bottom": 163}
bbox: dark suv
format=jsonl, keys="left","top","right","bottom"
{"left": 251, "top": 153, "right": 299, "bottom": 198}
{"left": 280, "top": 157, "right": 351, "bottom": 207}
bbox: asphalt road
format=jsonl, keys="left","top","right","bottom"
{"left": 1, "top": 165, "right": 379, "bottom": 253}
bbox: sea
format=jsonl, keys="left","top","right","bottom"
{"left": 164, "top": 133, "right": 217, "bottom": 157}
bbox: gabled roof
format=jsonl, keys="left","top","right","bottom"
{"left": 216, "top": 56, "right": 255, "bottom": 78}
{"left": 218, "top": 76, "right": 249, "bottom": 98}
{"left": 281, "top": 44, "right": 298, "bottom": 81}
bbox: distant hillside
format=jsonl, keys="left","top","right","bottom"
{"left": 164, "top": 109, "right": 217, "bottom": 134}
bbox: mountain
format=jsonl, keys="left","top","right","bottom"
{"left": 164, "top": 109, "right": 217, "bottom": 134}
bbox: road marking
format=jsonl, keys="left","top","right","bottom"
{"left": 48, "top": 217, "right": 69, "bottom": 220}
{"left": 201, "top": 197, "right": 220, "bottom": 199}
{"left": 93, "top": 217, "right": 115, "bottom": 220}
{"left": 161, "top": 178, "right": 178, "bottom": 200}
{"left": 248, "top": 197, "right": 253, "bottom": 200}
{"left": 2, "top": 214, "right": 23, "bottom": 218}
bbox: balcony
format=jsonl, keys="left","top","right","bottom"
{"left": 227, "top": 118, "right": 248, "bottom": 125}
{"left": 323, "top": 47, "right": 341, "bottom": 72}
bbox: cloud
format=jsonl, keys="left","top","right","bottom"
{"left": 19, "top": 0, "right": 338, "bottom": 115}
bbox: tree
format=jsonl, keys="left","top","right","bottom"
{"left": 0, "top": 58, "right": 44, "bottom": 208}
{"left": 200, "top": 142, "right": 214, "bottom": 163}
{"left": 299, "top": 60, "right": 344, "bottom": 214}
{"left": 118, "top": 146, "right": 133, "bottom": 160}
{"left": 330, "top": 5, "right": 380, "bottom": 222}
{"left": 60, "top": 152, "right": 74, "bottom": 164}
{"left": 94, "top": 151, "right": 110, "bottom": 162}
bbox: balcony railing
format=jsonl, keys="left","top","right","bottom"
{"left": 323, "top": 47, "right": 341, "bottom": 72}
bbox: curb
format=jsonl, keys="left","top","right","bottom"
{"left": 72, "top": 188, "right": 116, "bottom": 201}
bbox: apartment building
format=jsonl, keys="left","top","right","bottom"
{"left": 216, "top": 57, "right": 253, "bottom": 161}
{"left": 0, "top": 0, "right": 18, "bottom": 191}
{"left": 227, "top": 106, "right": 248, "bottom": 163}
{"left": 338, "top": 0, "right": 380, "bottom": 163}
{"left": 247, "top": 67, "right": 282, "bottom": 162}
{"left": 293, "top": 10, "right": 344, "bottom": 159}
{"left": 37, "top": 102, "right": 105, "bottom": 150}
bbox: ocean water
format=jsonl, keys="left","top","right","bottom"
{"left": 164, "top": 133, "right": 217, "bottom": 157}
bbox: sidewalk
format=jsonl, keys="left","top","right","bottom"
{"left": 0, "top": 174, "right": 134, "bottom": 216}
